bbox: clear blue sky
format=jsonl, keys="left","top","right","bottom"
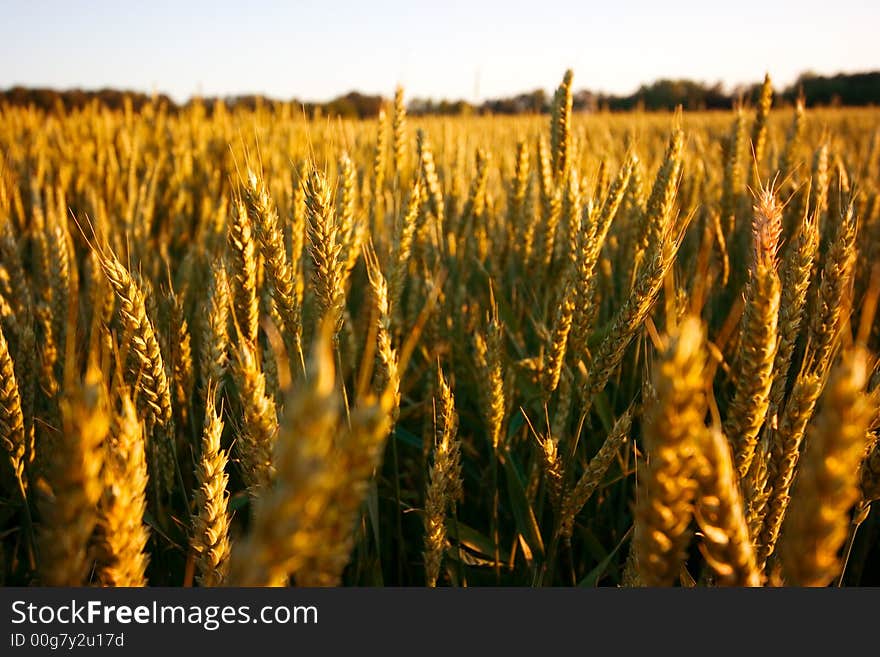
{"left": 2, "top": 0, "right": 878, "bottom": 103}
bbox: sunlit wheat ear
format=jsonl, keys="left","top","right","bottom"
{"left": 199, "top": 264, "right": 229, "bottom": 397}
{"left": 191, "top": 386, "right": 231, "bottom": 587}
{"left": 289, "top": 165, "right": 307, "bottom": 314}
{"left": 720, "top": 108, "right": 746, "bottom": 237}
{"left": 337, "top": 152, "right": 363, "bottom": 277}
{"left": 0, "top": 222, "right": 32, "bottom": 326}
{"left": 757, "top": 373, "right": 823, "bottom": 571}
{"left": 35, "top": 300, "right": 59, "bottom": 398}
{"left": 810, "top": 143, "right": 830, "bottom": 223}
{"left": 32, "top": 196, "right": 57, "bottom": 399}
{"left": 364, "top": 241, "right": 399, "bottom": 417}
{"left": 779, "top": 348, "right": 875, "bottom": 586}
{"left": 244, "top": 167, "right": 303, "bottom": 372}
{"left": 542, "top": 272, "right": 575, "bottom": 397}
{"left": 569, "top": 154, "right": 635, "bottom": 359}
{"left": 550, "top": 69, "right": 573, "bottom": 181}
{"left": 226, "top": 196, "right": 259, "bottom": 347}
{"left": 749, "top": 73, "right": 773, "bottom": 187}
{"left": 561, "top": 172, "right": 584, "bottom": 263}
{"left": 0, "top": 321, "right": 27, "bottom": 497}
{"left": 424, "top": 367, "right": 462, "bottom": 587}
{"left": 230, "top": 338, "right": 278, "bottom": 498}
{"left": 391, "top": 85, "right": 407, "bottom": 180}
{"left": 778, "top": 96, "right": 805, "bottom": 178}
{"left": 593, "top": 159, "right": 609, "bottom": 202}
{"left": 694, "top": 425, "right": 762, "bottom": 587}
{"left": 768, "top": 196, "right": 819, "bottom": 418}
{"left": 461, "top": 148, "right": 490, "bottom": 225}
{"left": 96, "top": 390, "right": 150, "bottom": 587}
{"left": 371, "top": 108, "right": 388, "bottom": 203}
{"left": 170, "top": 292, "right": 194, "bottom": 431}
{"left": 38, "top": 366, "right": 107, "bottom": 586}
{"left": 304, "top": 168, "right": 347, "bottom": 340}
{"left": 561, "top": 408, "right": 631, "bottom": 538}
{"left": 97, "top": 248, "right": 176, "bottom": 496}
{"left": 578, "top": 182, "right": 681, "bottom": 414}
{"left": 508, "top": 140, "right": 533, "bottom": 261}
{"left": 276, "top": 314, "right": 396, "bottom": 586}
{"left": 539, "top": 431, "right": 564, "bottom": 509}
{"left": 806, "top": 197, "right": 857, "bottom": 379}
{"left": 485, "top": 307, "right": 506, "bottom": 452}
{"left": 724, "top": 183, "right": 782, "bottom": 481}
{"left": 638, "top": 130, "right": 683, "bottom": 259}
{"left": 537, "top": 135, "right": 561, "bottom": 268}
{"left": 46, "top": 217, "right": 71, "bottom": 379}
{"left": 296, "top": 388, "right": 395, "bottom": 586}
{"left": 634, "top": 316, "right": 706, "bottom": 586}
{"left": 593, "top": 153, "right": 636, "bottom": 261}
{"left": 417, "top": 130, "right": 444, "bottom": 226}
{"left": 390, "top": 176, "right": 421, "bottom": 334}
{"left": 227, "top": 326, "right": 340, "bottom": 587}
{"left": 744, "top": 437, "right": 771, "bottom": 545}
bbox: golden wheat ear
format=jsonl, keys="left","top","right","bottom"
{"left": 229, "top": 336, "right": 278, "bottom": 499}
{"left": 96, "top": 388, "right": 150, "bottom": 587}
{"left": 724, "top": 181, "right": 782, "bottom": 481}
{"left": 0, "top": 321, "right": 27, "bottom": 499}
{"left": 244, "top": 167, "right": 303, "bottom": 373}
{"left": 190, "top": 383, "right": 231, "bottom": 587}
{"left": 779, "top": 347, "right": 875, "bottom": 586}
{"left": 38, "top": 365, "right": 108, "bottom": 586}
{"left": 226, "top": 319, "right": 339, "bottom": 587}
{"left": 423, "top": 365, "right": 462, "bottom": 587}
{"left": 693, "top": 424, "right": 762, "bottom": 587}
{"left": 634, "top": 316, "right": 707, "bottom": 587}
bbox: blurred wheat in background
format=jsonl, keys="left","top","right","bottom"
{"left": 1, "top": 71, "right": 879, "bottom": 587}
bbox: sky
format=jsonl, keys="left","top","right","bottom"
{"left": 1, "top": 0, "right": 878, "bottom": 104}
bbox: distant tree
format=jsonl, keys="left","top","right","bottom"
{"left": 2, "top": 71, "right": 879, "bottom": 116}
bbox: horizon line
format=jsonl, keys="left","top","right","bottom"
{"left": 4, "top": 67, "right": 877, "bottom": 107}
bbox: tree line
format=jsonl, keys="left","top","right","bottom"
{"left": 2, "top": 71, "right": 878, "bottom": 118}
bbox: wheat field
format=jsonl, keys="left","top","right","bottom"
{"left": 1, "top": 72, "right": 879, "bottom": 587}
